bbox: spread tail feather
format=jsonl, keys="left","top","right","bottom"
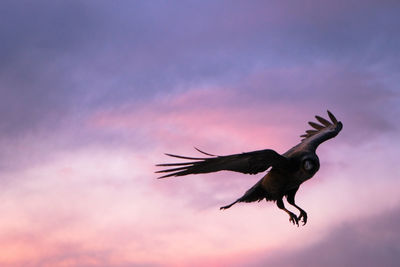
{"left": 220, "top": 200, "right": 239, "bottom": 210}
{"left": 220, "top": 179, "right": 268, "bottom": 210}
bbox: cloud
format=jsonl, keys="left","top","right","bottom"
{"left": 2, "top": 0, "right": 399, "bottom": 138}
{"left": 87, "top": 63, "right": 399, "bottom": 155}
{"left": 0, "top": 1, "right": 105, "bottom": 135}
{"left": 0, "top": 2, "right": 399, "bottom": 266}
{"left": 243, "top": 205, "right": 400, "bottom": 267}
{"left": 239, "top": 63, "right": 399, "bottom": 141}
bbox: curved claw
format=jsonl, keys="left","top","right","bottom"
{"left": 298, "top": 211, "right": 308, "bottom": 226}
{"left": 288, "top": 212, "right": 299, "bottom": 226}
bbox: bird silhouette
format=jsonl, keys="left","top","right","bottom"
{"left": 156, "top": 110, "right": 342, "bottom": 226}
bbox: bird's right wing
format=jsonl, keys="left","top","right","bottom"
{"left": 299, "top": 110, "right": 343, "bottom": 151}
{"left": 156, "top": 148, "right": 290, "bottom": 179}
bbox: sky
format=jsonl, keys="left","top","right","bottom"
{"left": 1, "top": 0, "right": 400, "bottom": 266}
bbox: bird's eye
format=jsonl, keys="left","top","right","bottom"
{"left": 303, "top": 160, "right": 313, "bottom": 171}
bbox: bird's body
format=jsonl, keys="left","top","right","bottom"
{"left": 156, "top": 111, "right": 342, "bottom": 226}
{"left": 267, "top": 147, "right": 320, "bottom": 199}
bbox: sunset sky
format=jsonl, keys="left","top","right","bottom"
{"left": 1, "top": 1, "right": 400, "bottom": 266}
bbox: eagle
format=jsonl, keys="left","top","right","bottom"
{"left": 156, "top": 111, "right": 342, "bottom": 226}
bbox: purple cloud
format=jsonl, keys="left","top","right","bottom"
{"left": 243, "top": 205, "right": 400, "bottom": 267}
{"left": 0, "top": 1, "right": 399, "bottom": 266}
{"left": 1, "top": 0, "right": 399, "bottom": 137}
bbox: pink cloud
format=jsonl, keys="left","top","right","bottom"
{"left": 1, "top": 75, "right": 398, "bottom": 266}
{"left": 88, "top": 86, "right": 303, "bottom": 152}
{"left": 0, "top": 110, "right": 337, "bottom": 266}
{"left": 0, "top": 1, "right": 399, "bottom": 265}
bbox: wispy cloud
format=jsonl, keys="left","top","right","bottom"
{"left": 242, "top": 205, "right": 400, "bottom": 267}
{"left": 1, "top": 1, "right": 400, "bottom": 266}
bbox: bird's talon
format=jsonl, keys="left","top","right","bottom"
{"left": 288, "top": 212, "right": 299, "bottom": 226}
{"left": 297, "top": 211, "right": 308, "bottom": 226}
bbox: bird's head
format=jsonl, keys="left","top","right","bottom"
{"left": 303, "top": 160, "right": 314, "bottom": 171}
{"left": 301, "top": 155, "right": 320, "bottom": 174}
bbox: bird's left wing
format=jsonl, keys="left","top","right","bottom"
{"left": 156, "top": 148, "right": 289, "bottom": 179}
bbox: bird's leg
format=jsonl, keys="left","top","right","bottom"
{"left": 286, "top": 190, "right": 307, "bottom": 226}
{"left": 276, "top": 198, "right": 299, "bottom": 226}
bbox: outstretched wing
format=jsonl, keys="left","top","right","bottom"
{"left": 156, "top": 148, "right": 289, "bottom": 179}
{"left": 299, "top": 110, "right": 343, "bottom": 151}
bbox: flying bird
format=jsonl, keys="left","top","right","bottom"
{"left": 156, "top": 111, "right": 342, "bottom": 226}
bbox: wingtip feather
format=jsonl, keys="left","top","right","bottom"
{"left": 308, "top": 121, "right": 324, "bottom": 130}
{"left": 327, "top": 110, "right": 338, "bottom": 124}
{"left": 315, "top": 115, "right": 331, "bottom": 126}
{"left": 155, "top": 166, "right": 190, "bottom": 174}
{"left": 164, "top": 153, "right": 206, "bottom": 160}
{"left": 194, "top": 147, "right": 217, "bottom": 157}
{"left": 157, "top": 172, "right": 181, "bottom": 179}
